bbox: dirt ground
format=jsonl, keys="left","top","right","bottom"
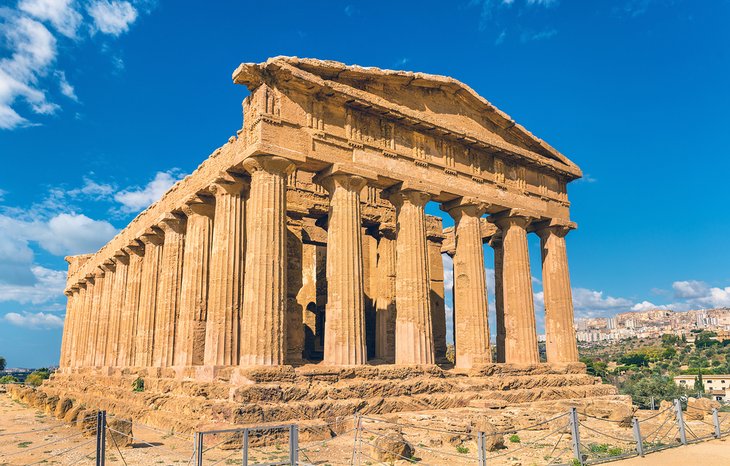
{"left": 1, "top": 391, "right": 729, "bottom": 465}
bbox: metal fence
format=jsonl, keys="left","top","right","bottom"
{"left": 1, "top": 400, "right": 728, "bottom": 465}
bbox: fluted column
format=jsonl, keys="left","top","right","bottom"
{"left": 153, "top": 214, "right": 186, "bottom": 367}
{"left": 492, "top": 211, "right": 538, "bottom": 364}
{"left": 135, "top": 229, "right": 163, "bottom": 367}
{"left": 204, "top": 179, "right": 247, "bottom": 367}
{"left": 176, "top": 201, "right": 214, "bottom": 367}
{"left": 239, "top": 155, "right": 295, "bottom": 366}
{"left": 106, "top": 252, "right": 129, "bottom": 366}
{"left": 77, "top": 276, "right": 94, "bottom": 367}
{"left": 489, "top": 234, "right": 506, "bottom": 363}
{"left": 537, "top": 221, "right": 579, "bottom": 363}
{"left": 444, "top": 199, "right": 491, "bottom": 368}
{"left": 84, "top": 269, "right": 105, "bottom": 367}
{"left": 388, "top": 189, "right": 435, "bottom": 365}
{"left": 68, "top": 283, "right": 85, "bottom": 368}
{"left": 59, "top": 289, "right": 75, "bottom": 368}
{"left": 375, "top": 228, "right": 396, "bottom": 361}
{"left": 318, "top": 172, "right": 368, "bottom": 366}
{"left": 95, "top": 262, "right": 116, "bottom": 367}
{"left": 118, "top": 243, "right": 143, "bottom": 367}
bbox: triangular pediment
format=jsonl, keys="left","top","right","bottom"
{"left": 233, "top": 57, "right": 581, "bottom": 179}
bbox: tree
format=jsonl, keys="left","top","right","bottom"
{"left": 694, "top": 371, "right": 704, "bottom": 393}
{"left": 0, "top": 375, "right": 18, "bottom": 384}
{"left": 0, "top": 356, "right": 5, "bottom": 371}
{"left": 619, "top": 352, "right": 649, "bottom": 367}
{"left": 25, "top": 369, "right": 50, "bottom": 387}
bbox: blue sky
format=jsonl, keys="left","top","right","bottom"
{"left": 1, "top": 0, "right": 728, "bottom": 367}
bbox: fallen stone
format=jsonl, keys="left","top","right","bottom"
{"left": 107, "top": 418, "right": 133, "bottom": 448}
{"left": 472, "top": 417, "right": 504, "bottom": 451}
{"left": 372, "top": 429, "right": 414, "bottom": 462}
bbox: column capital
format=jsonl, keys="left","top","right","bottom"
{"left": 313, "top": 163, "right": 376, "bottom": 195}
{"left": 488, "top": 232, "right": 503, "bottom": 249}
{"left": 111, "top": 250, "right": 129, "bottom": 266}
{"left": 93, "top": 267, "right": 105, "bottom": 278}
{"left": 386, "top": 188, "right": 431, "bottom": 209}
{"left": 138, "top": 228, "right": 164, "bottom": 246}
{"left": 534, "top": 219, "right": 577, "bottom": 239}
{"left": 157, "top": 212, "right": 187, "bottom": 234}
{"left": 122, "top": 240, "right": 144, "bottom": 257}
{"left": 210, "top": 172, "right": 249, "bottom": 197}
{"left": 101, "top": 260, "right": 115, "bottom": 273}
{"left": 242, "top": 154, "right": 296, "bottom": 177}
{"left": 181, "top": 195, "right": 215, "bottom": 218}
{"left": 64, "top": 289, "right": 73, "bottom": 297}
{"left": 489, "top": 208, "right": 536, "bottom": 229}
{"left": 377, "top": 222, "right": 397, "bottom": 240}
{"left": 441, "top": 196, "right": 489, "bottom": 220}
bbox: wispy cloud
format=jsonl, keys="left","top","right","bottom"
{"left": 0, "top": 0, "right": 152, "bottom": 130}
{"left": 4, "top": 310, "right": 64, "bottom": 329}
{"left": 520, "top": 28, "right": 557, "bottom": 43}
{"left": 113, "top": 169, "right": 185, "bottom": 213}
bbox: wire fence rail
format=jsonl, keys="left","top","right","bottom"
{"left": 2, "top": 399, "right": 729, "bottom": 466}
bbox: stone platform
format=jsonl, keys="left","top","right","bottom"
{"left": 24, "top": 363, "right": 618, "bottom": 434}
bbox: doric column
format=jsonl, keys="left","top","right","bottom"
{"left": 427, "top": 232, "right": 447, "bottom": 362}
{"left": 203, "top": 178, "right": 247, "bottom": 367}
{"left": 176, "top": 199, "right": 214, "bottom": 367}
{"left": 106, "top": 251, "right": 129, "bottom": 366}
{"left": 317, "top": 171, "right": 368, "bottom": 366}
{"left": 59, "top": 289, "right": 75, "bottom": 368}
{"left": 239, "top": 155, "right": 295, "bottom": 366}
{"left": 95, "top": 262, "right": 115, "bottom": 367}
{"left": 135, "top": 229, "right": 163, "bottom": 367}
{"left": 77, "top": 276, "right": 94, "bottom": 367}
{"left": 489, "top": 234, "right": 506, "bottom": 363}
{"left": 444, "top": 198, "right": 491, "bottom": 368}
{"left": 388, "top": 188, "right": 435, "bottom": 365}
{"left": 375, "top": 227, "right": 396, "bottom": 361}
{"left": 536, "top": 221, "right": 579, "bottom": 363}
{"left": 118, "top": 243, "right": 143, "bottom": 367}
{"left": 69, "top": 284, "right": 86, "bottom": 367}
{"left": 84, "top": 268, "right": 105, "bottom": 367}
{"left": 492, "top": 210, "right": 539, "bottom": 364}
{"left": 153, "top": 214, "right": 187, "bottom": 367}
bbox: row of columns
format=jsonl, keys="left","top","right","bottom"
{"left": 59, "top": 155, "right": 577, "bottom": 371}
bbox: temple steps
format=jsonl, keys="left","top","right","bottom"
{"left": 37, "top": 363, "right": 617, "bottom": 432}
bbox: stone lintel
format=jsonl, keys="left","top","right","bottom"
{"left": 531, "top": 218, "right": 577, "bottom": 236}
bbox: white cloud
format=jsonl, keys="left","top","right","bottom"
{"left": 0, "top": 188, "right": 6, "bottom": 201}
{"left": 1, "top": 0, "right": 151, "bottom": 130}
{"left": 18, "top": 0, "right": 82, "bottom": 38}
{"left": 572, "top": 287, "right": 633, "bottom": 311}
{"left": 4, "top": 311, "right": 64, "bottom": 329}
{"left": 631, "top": 300, "right": 671, "bottom": 312}
{"left": 87, "top": 0, "right": 138, "bottom": 36}
{"left": 56, "top": 70, "right": 77, "bottom": 101}
{"left": 0, "top": 266, "right": 66, "bottom": 304}
{"left": 43, "top": 212, "right": 117, "bottom": 255}
{"left": 114, "top": 170, "right": 183, "bottom": 213}
{"left": 527, "top": 0, "right": 558, "bottom": 6}
{"left": 69, "top": 176, "right": 114, "bottom": 197}
{"left": 520, "top": 28, "right": 558, "bottom": 43}
{"left": 672, "top": 280, "right": 709, "bottom": 299}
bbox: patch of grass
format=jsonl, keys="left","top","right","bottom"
{"left": 17, "top": 441, "right": 32, "bottom": 448}
{"left": 509, "top": 434, "right": 521, "bottom": 443}
{"left": 456, "top": 444, "right": 469, "bottom": 454}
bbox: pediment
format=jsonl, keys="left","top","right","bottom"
{"left": 233, "top": 57, "right": 581, "bottom": 179}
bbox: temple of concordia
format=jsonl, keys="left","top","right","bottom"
{"left": 44, "top": 57, "right": 620, "bottom": 432}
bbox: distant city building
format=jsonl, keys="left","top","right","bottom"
{"left": 576, "top": 308, "right": 730, "bottom": 345}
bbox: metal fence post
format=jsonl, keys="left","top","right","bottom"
{"left": 632, "top": 417, "right": 644, "bottom": 457}
{"left": 477, "top": 431, "right": 487, "bottom": 466}
{"left": 351, "top": 414, "right": 361, "bottom": 466}
{"left": 674, "top": 399, "right": 687, "bottom": 445}
{"left": 712, "top": 408, "right": 722, "bottom": 439}
{"left": 289, "top": 424, "right": 299, "bottom": 466}
{"left": 95, "top": 410, "right": 106, "bottom": 466}
{"left": 194, "top": 432, "right": 203, "bottom": 466}
{"left": 242, "top": 428, "right": 249, "bottom": 466}
{"left": 569, "top": 408, "right": 583, "bottom": 466}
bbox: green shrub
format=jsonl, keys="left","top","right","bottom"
{"left": 0, "top": 375, "right": 18, "bottom": 384}
{"left": 509, "top": 434, "right": 521, "bottom": 443}
{"left": 456, "top": 444, "right": 469, "bottom": 454}
{"left": 132, "top": 377, "right": 144, "bottom": 392}
{"left": 25, "top": 369, "right": 50, "bottom": 387}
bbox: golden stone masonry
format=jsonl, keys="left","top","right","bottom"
{"left": 43, "top": 58, "right": 618, "bottom": 432}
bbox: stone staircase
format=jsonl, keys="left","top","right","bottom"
{"left": 38, "top": 363, "right": 617, "bottom": 433}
